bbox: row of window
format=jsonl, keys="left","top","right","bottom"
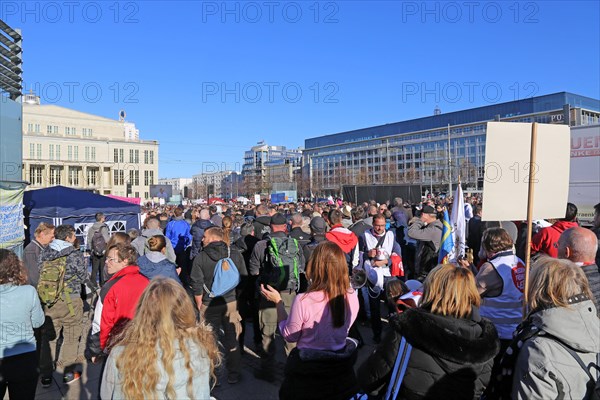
{"left": 29, "top": 144, "right": 97, "bottom": 161}
{"left": 27, "top": 123, "right": 93, "bottom": 137}
{"left": 29, "top": 166, "right": 154, "bottom": 187}
{"left": 113, "top": 170, "right": 154, "bottom": 186}
{"left": 113, "top": 149, "right": 155, "bottom": 164}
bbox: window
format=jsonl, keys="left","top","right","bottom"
{"left": 119, "top": 149, "right": 124, "bottom": 162}
{"left": 91, "top": 147, "right": 96, "bottom": 161}
{"left": 53, "top": 126, "right": 58, "bottom": 134}
{"left": 149, "top": 171, "right": 154, "bottom": 185}
{"left": 114, "top": 148, "right": 124, "bottom": 163}
{"left": 129, "top": 170, "right": 139, "bottom": 185}
{"left": 87, "top": 168, "right": 97, "bottom": 186}
{"left": 144, "top": 192, "right": 148, "bottom": 199}
{"left": 144, "top": 150, "right": 149, "bottom": 164}
{"left": 50, "top": 166, "right": 61, "bottom": 185}
{"left": 47, "top": 125, "right": 53, "bottom": 134}
{"left": 56, "top": 145, "right": 61, "bottom": 160}
{"left": 65, "top": 127, "right": 70, "bottom": 135}
{"left": 35, "top": 124, "right": 40, "bottom": 133}
{"left": 36, "top": 144, "right": 42, "bottom": 160}
{"left": 114, "top": 170, "right": 124, "bottom": 185}
{"left": 134, "top": 192, "right": 139, "bottom": 198}
{"left": 144, "top": 170, "right": 149, "bottom": 185}
{"left": 30, "top": 165, "right": 43, "bottom": 185}
{"left": 129, "top": 149, "right": 134, "bottom": 163}
{"left": 29, "top": 143, "right": 34, "bottom": 158}
{"left": 67, "top": 145, "right": 73, "bottom": 160}
{"left": 71, "top": 127, "right": 76, "bottom": 135}
{"left": 149, "top": 151, "right": 154, "bottom": 164}
{"left": 74, "top": 146, "right": 79, "bottom": 161}
{"left": 68, "top": 167, "right": 80, "bottom": 186}
{"left": 134, "top": 150, "right": 139, "bottom": 163}
{"left": 82, "top": 128, "right": 92, "bottom": 137}
{"left": 85, "top": 146, "right": 90, "bottom": 161}
{"left": 27, "top": 123, "right": 33, "bottom": 132}
{"left": 49, "top": 144, "right": 54, "bottom": 160}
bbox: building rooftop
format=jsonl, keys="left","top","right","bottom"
{"left": 304, "top": 92, "right": 600, "bottom": 149}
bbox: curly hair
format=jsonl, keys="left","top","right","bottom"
{"left": 114, "top": 278, "right": 221, "bottom": 399}
{"left": 0, "top": 249, "right": 27, "bottom": 285}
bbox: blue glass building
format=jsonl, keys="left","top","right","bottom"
{"left": 303, "top": 92, "right": 600, "bottom": 195}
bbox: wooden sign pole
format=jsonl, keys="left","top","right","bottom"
{"left": 523, "top": 122, "right": 538, "bottom": 318}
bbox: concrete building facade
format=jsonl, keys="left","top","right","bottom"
{"left": 22, "top": 95, "right": 159, "bottom": 200}
{"left": 242, "top": 142, "right": 302, "bottom": 195}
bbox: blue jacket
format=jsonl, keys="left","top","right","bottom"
{"left": 165, "top": 216, "right": 192, "bottom": 253}
{"left": 0, "top": 284, "right": 45, "bottom": 358}
{"left": 137, "top": 253, "right": 181, "bottom": 283}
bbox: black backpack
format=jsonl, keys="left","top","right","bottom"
{"left": 91, "top": 228, "right": 107, "bottom": 256}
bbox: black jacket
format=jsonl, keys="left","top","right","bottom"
{"left": 349, "top": 220, "right": 370, "bottom": 239}
{"left": 252, "top": 215, "right": 272, "bottom": 240}
{"left": 358, "top": 307, "right": 499, "bottom": 400}
{"left": 582, "top": 263, "right": 600, "bottom": 317}
{"left": 190, "top": 219, "right": 214, "bottom": 260}
{"left": 289, "top": 227, "right": 310, "bottom": 245}
{"left": 190, "top": 241, "right": 247, "bottom": 306}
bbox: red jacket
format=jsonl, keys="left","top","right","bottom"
{"left": 90, "top": 266, "right": 149, "bottom": 351}
{"left": 531, "top": 220, "right": 579, "bottom": 258}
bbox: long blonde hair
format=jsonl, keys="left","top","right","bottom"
{"left": 420, "top": 264, "right": 480, "bottom": 319}
{"left": 527, "top": 257, "right": 592, "bottom": 313}
{"left": 115, "top": 278, "right": 221, "bottom": 399}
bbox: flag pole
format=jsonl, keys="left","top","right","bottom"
{"left": 523, "top": 122, "right": 538, "bottom": 318}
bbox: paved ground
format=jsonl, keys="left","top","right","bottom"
{"left": 8, "top": 299, "right": 383, "bottom": 400}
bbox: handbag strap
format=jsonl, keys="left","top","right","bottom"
{"left": 385, "top": 336, "right": 413, "bottom": 400}
{"left": 544, "top": 333, "right": 598, "bottom": 393}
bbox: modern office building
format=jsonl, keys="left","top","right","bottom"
{"left": 304, "top": 92, "right": 600, "bottom": 196}
{"left": 22, "top": 94, "right": 160, "bottom": 200}
{"left": 0, "top": 20, "right": 25, "bottom": 254}
{"left": 242, "top": 141, "right": 302, "bottom": 195}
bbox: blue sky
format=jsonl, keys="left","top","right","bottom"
{"left": 4, "top": 1, "right": 599, "bottom": 178}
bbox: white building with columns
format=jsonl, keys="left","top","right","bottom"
{"left": 22, "top": 94, "right": 159, "bottom": 200}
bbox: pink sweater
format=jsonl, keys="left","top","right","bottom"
{"left": 279, "top": 290, "right": 359, "bottom": 351}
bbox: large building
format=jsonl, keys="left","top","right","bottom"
{"left": 191, "top": 170, "right": 241, "bottom": 199}
{"left": 22, "top": 94, "right": 159, "bottom": 200}
{"left": 158, "top": 177, "right": 193, "bottom": 198}
{"left": 242, "top": 142, "right": 302, "bottom": 195}
{"left": 304, "top": 92, "right": 600, "bottom": 196}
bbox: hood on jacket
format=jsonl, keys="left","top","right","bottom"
{"left": 42, "top": 240, "right": 78, "bottom": 261}
{"left": 193, "top": 219, "right": 213, "bottom": 230}
{"left": 551, "top": 220, "right": 579, "bottom": 233}
{"left": 531, "top": 299, "right": 600, "bottom": 353}
{"left": 326, "top": 226, "right": 358, "bottom": 253}
{"left": 203, "top": 241, "right": 230, "bottom": 262}
{"left": 141, "top": 228, "right": 165, "bottom": 238}
{"left": 392, "top": 307, "right": 500, "bottom": 365}
{"left": 255, "top": 215, "right": 271, "bottom": 226}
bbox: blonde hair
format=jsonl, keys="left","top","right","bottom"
{"left": 420, "top": 264, "right": 480, "bottom": 319}
{"left": 115, "top": 278, "right": 221, "bottom": 399}
{"left": 527, "top": 257, "right": 592, "bottom": 313}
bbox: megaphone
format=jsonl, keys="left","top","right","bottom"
{"left": 351, "top": 268, "right": 367, "bottom": 289}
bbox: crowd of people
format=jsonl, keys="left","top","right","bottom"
{"left": 1, "top": 196, "right": 599, "bottom": 399}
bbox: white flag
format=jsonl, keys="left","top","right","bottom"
{"left": 449, "top": 183, "right": 466, "bottom": 262}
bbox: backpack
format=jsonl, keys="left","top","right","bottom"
{"left": 91, "top": 227, "right": 107, "bottom": 256}
{"left": 266, "top": 237, "right": 301, "bottom": 291}
{"left": 203, "top": 247, "right": 240, "bottom": 298}
{"left": 37, "top": 256, "right": 75, "bottom": 315}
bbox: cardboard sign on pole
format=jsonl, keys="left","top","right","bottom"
{"left": 482, "top": 122, "right": 570, "bottom": 317}
{"left": 482, "top": 122, "right": 571, "bottom": 221}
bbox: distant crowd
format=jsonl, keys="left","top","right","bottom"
{"left": 1, "top": 195, "right": 600, "bottom": 400}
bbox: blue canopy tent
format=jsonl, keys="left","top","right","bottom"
{"left": 23, "top": 186, "right": 141, "bottom": 249}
